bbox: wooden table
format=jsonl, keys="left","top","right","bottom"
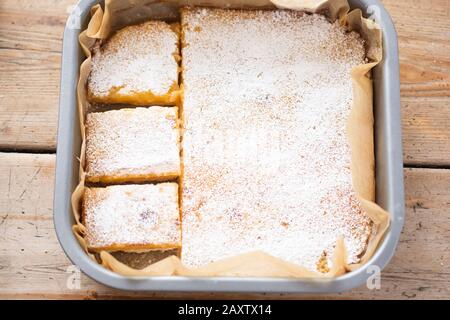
{"left": 0, "top": 0, "right": 449, "bottom": 300}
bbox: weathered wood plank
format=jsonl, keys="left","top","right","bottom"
{"left": 384, "top": 0, "right": 450, "bottom": 166}
{"left": 0, "top": 0, "right": 75, "bottom": 150}
{"left": 402, "top": 96, "right": 450, "bottom": 166}
{"left": 0, "top": 153, "right": 448, "bottom": 299}
{"left": 1, "top": 0, "right": 450, "bottom": 166}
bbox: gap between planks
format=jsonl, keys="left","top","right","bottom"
{"left": 0, "top": 153, "right": 449, "bottom": 299}
{"left": 1, "top": 0, "right": 450, "bottom": 165}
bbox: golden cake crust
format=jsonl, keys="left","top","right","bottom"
{"left": 82, "top": 183, "right": 181, "bottom": 252}
{"left": 87, "top": 21, "right": 180, "bottom": 106}
{"left": 85, "top": 107, "right": 180, "bottom": 184}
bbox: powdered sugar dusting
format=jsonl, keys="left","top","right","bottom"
{"left": 88, "top": 21, "right": 178, "bottom": 97}
{"left": 85, "top": 107, "right": 180, "bottom": 181}
{"left": 181, "top": 8, "right": 371, "bottom": 272}
{"left": 84, "top": 183, "right": 181, "bottom": 249}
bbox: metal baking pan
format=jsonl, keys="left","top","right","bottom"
{"left": 54, "top": 0, "right": 404, "bottom": 293}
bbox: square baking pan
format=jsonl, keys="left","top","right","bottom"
{"left": 54, "top": 0, "right": 404, "bottom": 293}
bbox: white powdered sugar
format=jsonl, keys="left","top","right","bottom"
{"left": 88, "top": 21, "right": 179, "bottom": 97}
{"left": 85, "top": 107, "right": 180, "bottom": 181}
{"left": 83, "top": 183, "right": 181, "bottom": 250}
{"left": 180, "top": 8, "right": 371, "bottom": 272}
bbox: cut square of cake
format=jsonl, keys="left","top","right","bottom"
{"left": 87, "top": 21, "right": 180, "bottom": 106}
{"left": 85, "top": 107, "right": 180, "bottom": 184}
{"left": 82, "top": 183, "right": 181, "bottom": 252}
{"left": 180, "top": 8, "right": 372, "bottom": 272}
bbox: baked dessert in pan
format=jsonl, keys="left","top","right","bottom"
{"left": 180, "top": 8, "right": 371, "bottom": 272}
{"left": 87, "top": 21, "right": 181, "bottom": 106}
{"left": 82, "top": 7, "right": 373, "bottom": 273}
{"left": 83, "top": 183, "right": 181, "bottom": 252}
{"left": 85, "top": 107, "right": 180, "bottom": 184}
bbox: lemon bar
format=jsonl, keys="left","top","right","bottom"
{"left": 83, "top": 183, "right": 181, "bottom": 252}
{"left": 85, "top": 107, "right": 180, "bottom": 184}
{"left": 87, "top": 21, "right": 180, "bottom": 106}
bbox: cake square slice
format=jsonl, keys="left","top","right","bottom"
{"left": 83, "top": 183, "right": 181, "bottom": 252}
{"left": 180, "top": 8, "right": 371, "bottom": 272}
{"left": 85, "top": 107, "right": 180, "bottom": 184}
{"left": 87, "top": 21, "right": 180, "bottom": 106}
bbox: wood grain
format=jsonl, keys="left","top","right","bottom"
{"left": 0, "top": 153, "right": 448, "bottom": 299}
{"left": 0, "top": 0, "right": 74, "bottom": 150}
{"left": 0, "top": 0, "right": 449, "bottom": 301}
{"left": 384, "top": 0, "right": 450, "bottom": 166}
{"left": 402, "top": 96, "right": 450, "bottom": 166}
{"left": 0, "top": 0, "right": 449, "bottom": 165}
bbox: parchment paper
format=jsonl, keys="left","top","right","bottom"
{"left": 71, "top": 0, "right": 390, "bottom": 278}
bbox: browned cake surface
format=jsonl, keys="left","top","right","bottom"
{"left": 87, "top": 21, "right": 180, "bottom": 105}
{"left": 83, "top": 183, "right": 181, "bottom": 251}
{"left": 181, "top": 8, "right": 372, "bottom": 272}
{"left": 85, "top": 107, "right": 180, "bottom": 184}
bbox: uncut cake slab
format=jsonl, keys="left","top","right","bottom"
{"left": 180, "top": 8, "right": 372, "bottom": 273}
